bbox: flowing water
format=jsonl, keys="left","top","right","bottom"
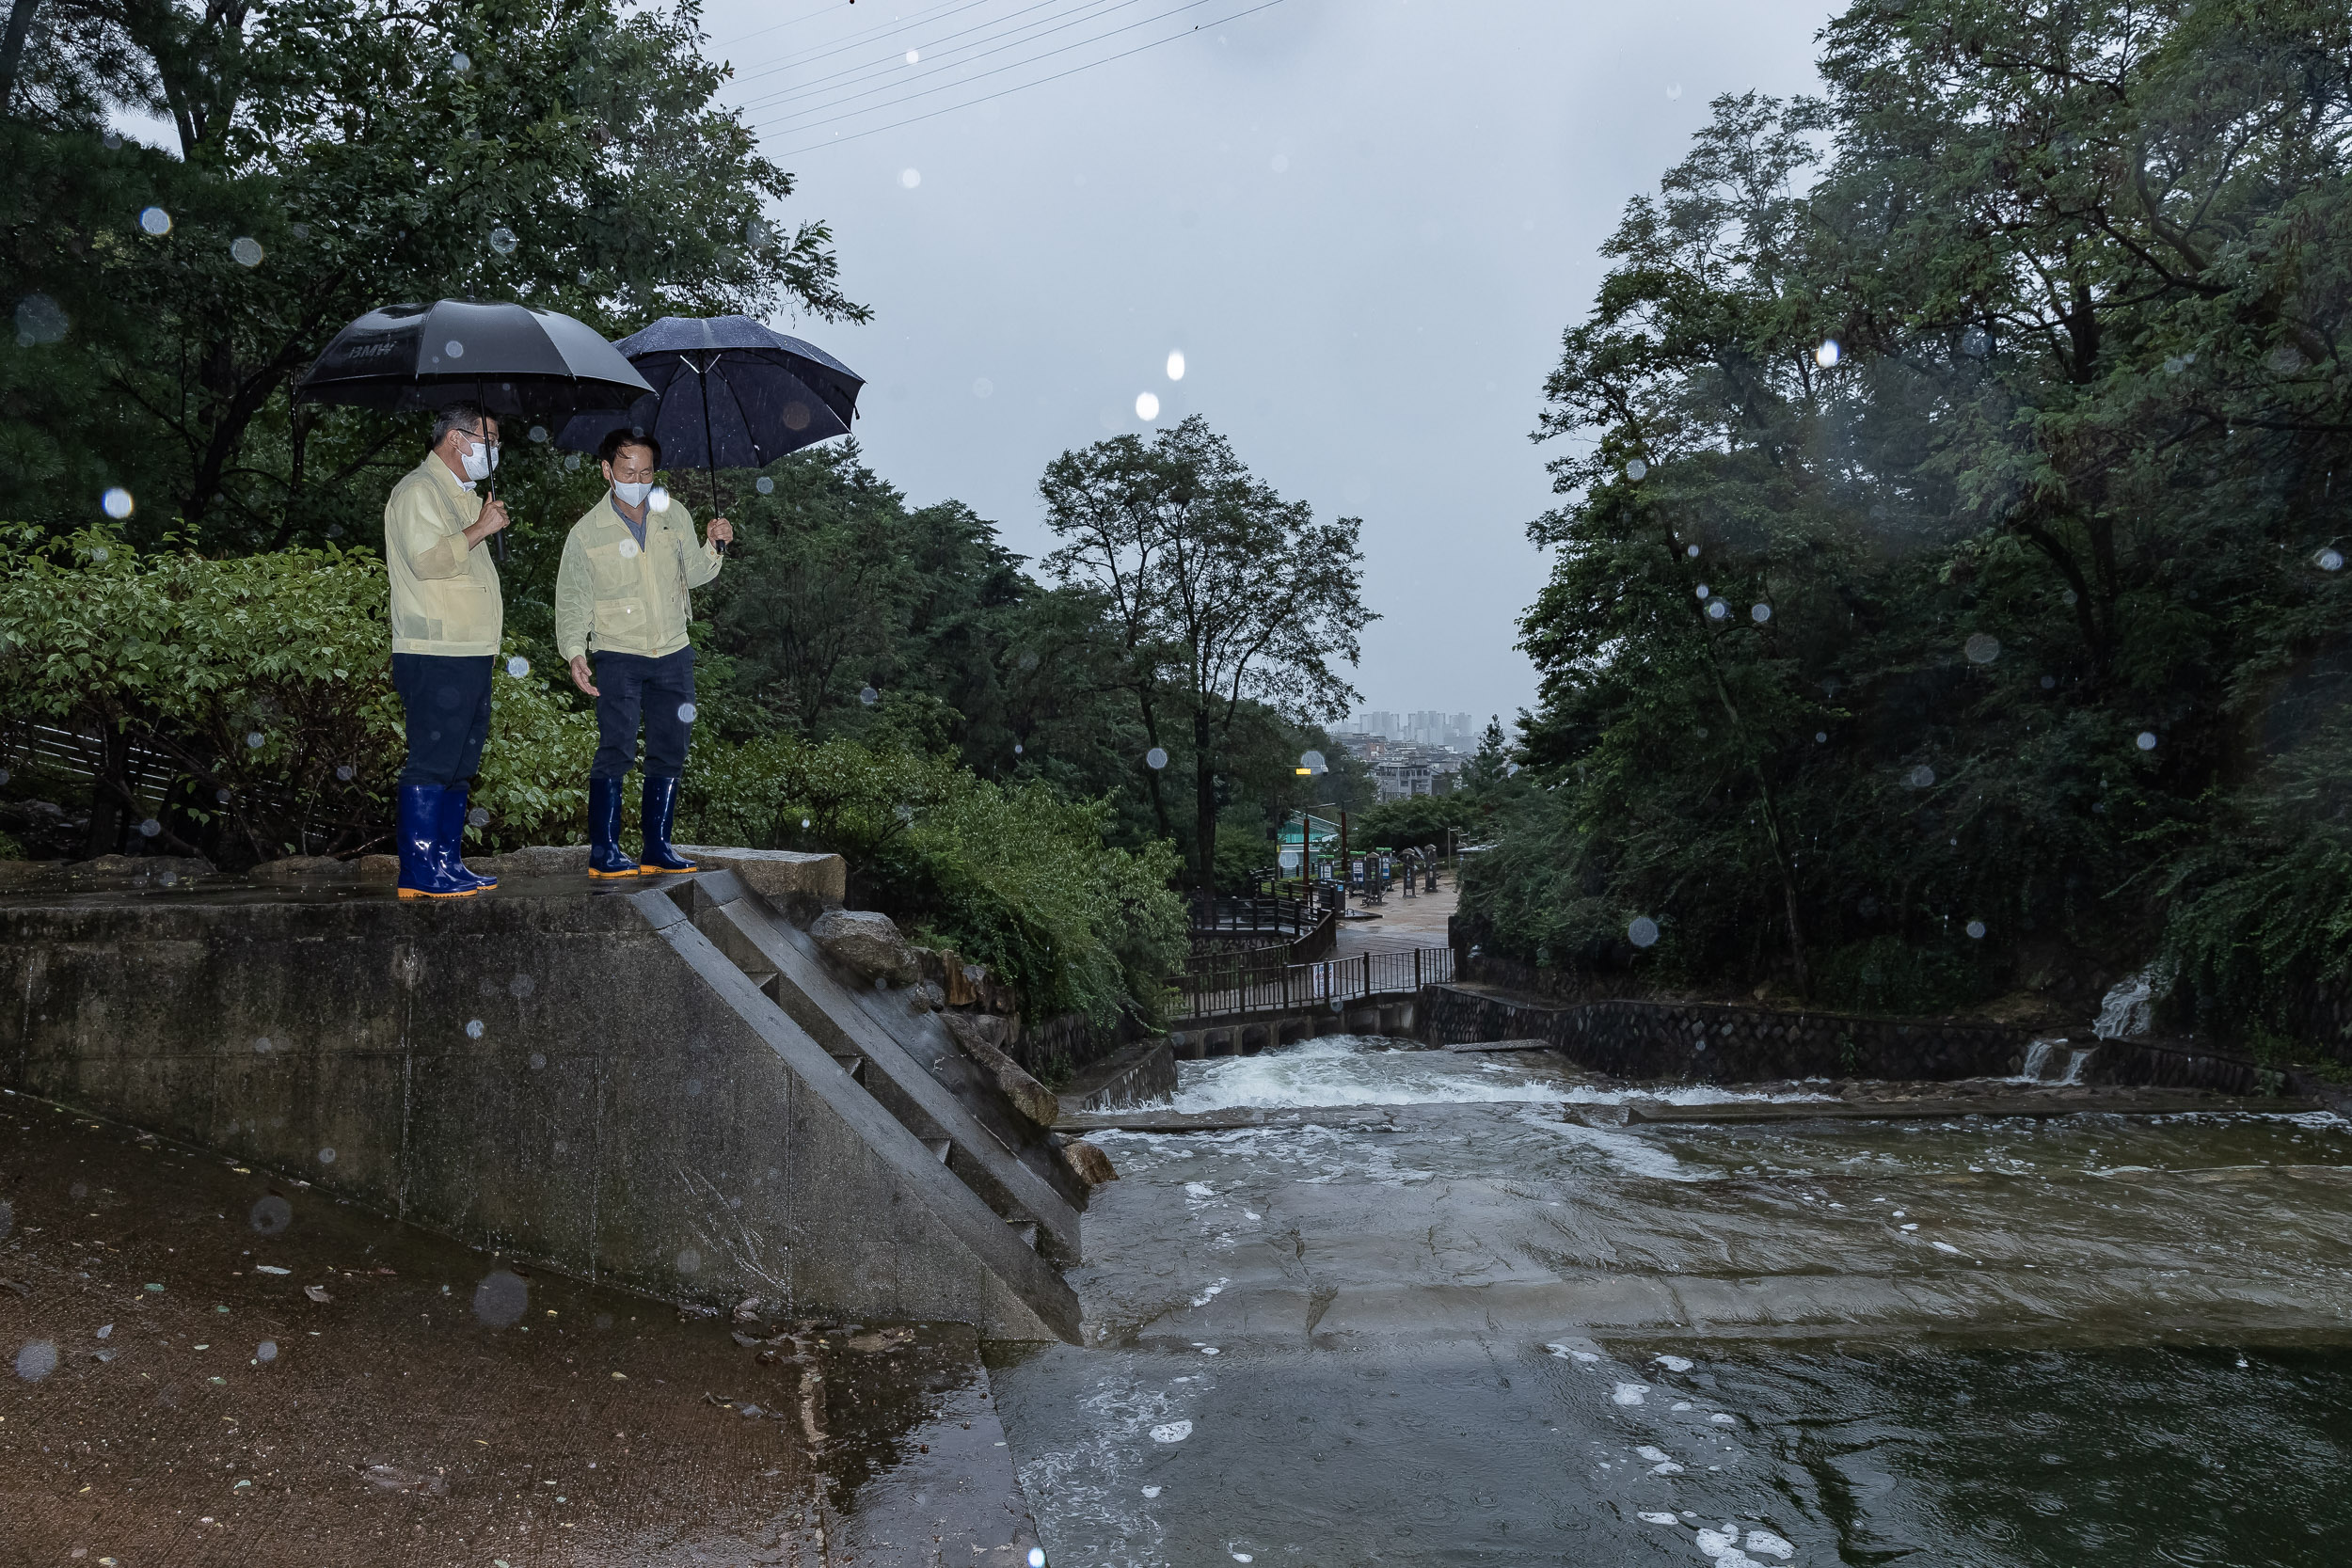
{"left": 992, "top": 1037, "right": 2352, "bottom": 1567}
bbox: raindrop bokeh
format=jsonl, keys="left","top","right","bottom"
{"left": 138, "top": 205, "right": 172, "bottom": 235}
{"left": 1815, "top": 339, "right": 1842, "bottom": 368}
{"left": 2137, "top": 731, "right": 2159, "bottom": 751}
{"left": 1167, "top": 350, "right": 1186, "bottom": 381}
{"left": 444, "top": 338, "right": 464, "bottom": 358}
{"left": 1145, "top": 747, "right": 1169, "bottom": 770}
{"left": 247, "top": 1196, "right": 292, "bottom": 1234}
{"left": 1964, "top": 633, "right": 2001, "bottom": 664}
{"left": 1907, "top": 764, "right": 1936, "bottom": 788}
{"left": 900, "top": 167, "right": 921, "bottom": 189}
{"left": 755, "top": 476, "right": 775, "bottom": 494}
{"left": 465, "top": 1018, "right": 485, "bottom": 1038}
{"left": 1751, "top": 603, "right": 1772, "bottom": 623}
{"left": 506, "top": 656, "right": 531, "bottom": 678}
{"left": 1625, "top": 458, "right": 1648, "bottom": 482}
{"left": 1136, "top": 391, "right": 1161, "bottom": 420}
{"left": 677, "top": 702, "right": 697, "bottom": 722}
{"left": 859, "top": 685, "right": 880, "bottom": 706}
{"left": 2318, "top": 548, "right": 2344, "bottom": 572}
{"left": 102, "top": 487, "right": 135, "bottom": 519}
{"left": 1628, "top": 916, "right": 1660, "bottom": 948}
{"left": 138, "top": 818, "right": 161, "bottom": 838}
{"left": 1706, "top": 600, "right": 1728, "bottom": 621}
{"left": 648, "top": 485, "right": 671, "bottom": 512}
{"left": 230, "top": 236, "right": 263, "bottom": 267}
{"left": 15, "top": 293, "right": 68, "bottom": 345}
{"left": 15, "top": 1339, "right": 58, "bottom": 1381}
{"left": 1966, "top": 920, "right": 1987, "bottom": 939}
{"left": 487, "top": 226, "right": 518, "bottom": 256}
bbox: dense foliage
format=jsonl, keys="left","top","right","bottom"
{"left": 1468, "top": 0, "right": 2352, "bottom": 1051}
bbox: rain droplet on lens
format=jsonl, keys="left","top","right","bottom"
{"left": 247, "top": 1196, "right": 292, "bottom": 1234}
{"left": 1907, "top": 764, "right": 1936, "bottom": 788}
{"left": 529, "top": 1052, "right": 546, "bottom": 1069}
{"left": 1168, "top": 350, "right": 1187, "bottom": 381}
{"left": 138, "top": 205, "right": 172, "bottom": 235}
{"left": 527, "top": 424, "right": 548, "bottom": 443}
{"left": 1625, "top": 458, "right": 1648, "bottom": 482}
{"left": 900, "top": 167, "right": 921, "bottom": 188}
{"left": 1136, "top": 391, "right": 1161, "bottom": 420}
{"left": 617, "top": 537, "right": 640, "bottom": 559}
{"left": 1815, "top": 339, "right": 1842, "bottom": 368}
{"left": 2062, "top": 588, "right": 2078, "bottom": 605}
{"left": 102, "top": 131, "right": 120, "bottom": 149}
{"left": 138, "top": 818, "right": 161, "bottom": 838}
{"left": 14, "top": 293, "right": 68, "bottom": 344}
{"left": 1751, "top": 603, "right": 1771, "bottom": 623}
{"left": 676, "top": 703, "right": 697, "bottom": 722}
{"left": 1684, "top": 543, "right": 1698, "bottom": 558}
{"left": 473, "top": 1268, "right": 528, "bottom": 1326}
{"left": 1013, "top": 742, "right": 1024, "bottom": 754}
{"left": 1146, "top": 746, "right": 1169, "bottom": 770}
{"left": 467, "top": 807, "right": 488, "bottom": 827}
{"left": 755, "top": 476, "right": 775, "bottom": 495}
{"left": 444, "top": 339, "right": 464, "bottom": 358}
{"left": 564, "top": 452, "right": 581, "bottom": 470}
{"left": 1815, "top": 731, "right": 1828, "bottom": 743}
{"left": 648, "top": 486, "right": 671, "bottom": 512}
{"left": 2317, "top": 547, "right": 2344, "bottom": 572}
{"left": 256, "top": 1339, "right": 278, "bottom": 1363}
{"left": 801, "top": 817, "right": 810, "bottom": 829}
{"left": 746, "top": 216, "right": 773, "bottom": 245}
{"left": 972, "top": 377, "right": 993, "bottom": 399}
{"left": 1966, "top": 920, "right": 1987, "bottom": 939}
{"left": 859, "top": 686, "right": 879, "bottom": 706}
{"left": 15, "top": 1340, "right": 58, "bottom": 1381}
{"left": 506, "top": 656, "right": 531, "bottom": 678}
{"left": 2137, "top": 731, "right": 2158, "bottom": 751}
{"left": 102, "top": 487, "right": 135, "bottom": 519}
{"left": 904, "top": 47, "right": 919, "bottom": 63}
{"left": 465, "top": 1018, "right": 485, "bottom": 1038}
{"left": 1707, "top": 600, "right": 1728, "bottom": 620}
{"left": 1964, "top": 632, "right": 2001, "bottom": 663}
{"left": 451, "top": 50, "right": 470, "bottom": 71}
{"left": 488, "top": 226, "right": 517, "bottom": 256}
{"left": 317, "top": 1147, "right": 336, "bottom": 1164}
{"left": 1628, "top": 916, "right": 1660, "bottom": 948}
{"left": 2041, "top": 674, "right": 2057, "bottom": 689}
{"left": 246, "top": 731, "right": 264, "bottom": 749}
{"left": 335, "top": 764, "right": 355, "bottom": 782}
{"left": 216, "top": 788, "right": 232, "bottom": 803}
{"left": 230, "top": 236, "right": 263, "bottom": 267}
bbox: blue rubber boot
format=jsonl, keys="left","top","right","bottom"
{"left": 638, "top": 775, "right": 697, "bottom": 873}
{"left": 435, "top": 784, "right": 498, "bottom": 891}
{"left": 396, "top": 784, "right": 480, "bottom": 898}
{"left": 587, "top": 776, "right": 639, "bottom": 879}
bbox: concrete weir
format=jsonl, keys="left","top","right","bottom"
{"left": 0, "top": 859, "right": 1081, "bottom": 1342}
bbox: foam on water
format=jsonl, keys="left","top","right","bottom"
{"left": 1158, "top": 1035, "right": 1836, "bottom": 1113}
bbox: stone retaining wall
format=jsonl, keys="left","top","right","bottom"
{"left": 1421, "top": 985, "right": 2026, "bottom": 1082}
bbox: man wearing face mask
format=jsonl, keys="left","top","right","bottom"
{"left": 381, "top": 401, "right": 511, "bottom": 898}
{"left": 554, "top": 428, "right": 732, "bottom": 878}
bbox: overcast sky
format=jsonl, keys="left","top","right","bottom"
{"left": 694, "top": 0, "right": 1841, "bottom": 729}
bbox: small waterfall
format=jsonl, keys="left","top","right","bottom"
{"left": 2094, "top": 970, "right": 2162, "bottom": 1040}
{"left": 2015, "top": 1037, "right": 2096, "bottom": 1085}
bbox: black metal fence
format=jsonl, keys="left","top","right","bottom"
{"left": 1172, "top": 945, "right": 1455, "bottom": 1022}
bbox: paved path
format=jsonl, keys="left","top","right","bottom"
{"left": 0, "top": 1093, "right": 1038, "bottom": 1567}
{"left": 1330, "top": 878, "right": 1456, "bottom": 959}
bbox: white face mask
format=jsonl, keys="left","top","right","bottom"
{"left": 458, "top": 439, "right": 497, "bottom": 483}
{"left": 613, "top": 481, "right": 653, "bottom": 508}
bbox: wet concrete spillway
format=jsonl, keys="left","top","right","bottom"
{"left": 993, "top": 1037, "right": 2352, "bottom": 1567}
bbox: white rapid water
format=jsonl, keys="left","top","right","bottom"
{"left": 1153, "top": 1036, "right": 1836, "bottom": 1113}
{"left": 2015, "top": 1038, "right": 2096, "bottom": 1085}
{"left": 2094, "top": 970, "right": 2162, "bottom": 1039}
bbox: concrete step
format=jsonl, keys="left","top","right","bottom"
{"left": 667, "top": 875, "right": 1087, "bottom": 1264}
{"left": 629, "top": 879, "right": 1082, "bottom": 1343}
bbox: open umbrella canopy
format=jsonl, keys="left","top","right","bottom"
{"left": 553, "top": 314, "right": 863, "bottom": 468}
{"left": 294, "top": 300, "right": 652, "bottom": 418}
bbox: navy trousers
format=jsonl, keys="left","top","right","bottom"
{"left": 590, "top": 646, "right": 696, "bottom": 779}
{"left": 392, "top": 653, "right": 493, "bottom": 787}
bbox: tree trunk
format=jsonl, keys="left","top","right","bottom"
{"left": 1192, "top": 707, "right": 1217, "bottom": 893}
{"left": 82, "top": 725, "right": 132, "bottom": 860}
{"left": 0, "top": 0, "right": 40, "bottom": 115}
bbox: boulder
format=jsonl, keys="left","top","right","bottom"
{"left": 808, "top": 908, "right": 917, "bottom": 986}
{"left": 943, "top": 1011, "right": 1059, "bottom": 1130}
{"left": 0, "top": 860, "right": 66, "bottom": 891}
{"left": 357, "top": 854, "right": 398, "bottom": 883}
{"left": 249, "top": 855, "right": 355, "bottom": 884}
{"left": 1057, "top": 1137, "right": 1118, "bottom": 1187}
{"left": 675, "top": 847, "right": 846, "bottom": 916}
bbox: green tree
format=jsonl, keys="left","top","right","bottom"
{"left": 1040, "top": 415, "right": 1374, "bottom": 891}
{"left": 3, "top": 0, "right": 861, "bottom": 547}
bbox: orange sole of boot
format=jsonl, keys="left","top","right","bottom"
{"left": 397, "top": 886, "right": 482, "bottom": 898}
{"left": 588, "top": 867, "right": 642, "bottom": 879}
{"left": 639, "top": 865, "right": 696, "bottom": 875}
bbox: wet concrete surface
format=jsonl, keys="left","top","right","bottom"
{"left": 991, "top": 1036, "right": 2352, "bottom": 1566}
{"left": 0, "top": 1092, "right": 1039, "bottom": 1568}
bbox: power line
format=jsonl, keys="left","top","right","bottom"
{"left": 742, "top": 0, "right": 1152, "bottom": 125}
{"left": 768, "top": 0, "right": 1290, "bottom": 154}
{"left": 724, "top": 0, "right": 1006, "bottom": 87}
{"left": 732, "top": 0, "right": 1087, "bottom": 99}
{"left": 735, "top": 0, "right": 1127, "bottom": 115}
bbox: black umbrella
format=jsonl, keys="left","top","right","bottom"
{"left": 553, "top": 314, "right": 864, "bottom": 528}
{"left": 295, "top": 300, "right": 654, "bottom": 561}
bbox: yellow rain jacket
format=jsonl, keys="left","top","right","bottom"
{"left": 383, "top": 453, "right": 502, "bottom": 656}
{"left": 554, "top": 492, "right": 723, "bottom": 661}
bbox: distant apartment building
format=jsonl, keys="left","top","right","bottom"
{"left": 1353, "top": 707, "right": 1479, "bottom": 751}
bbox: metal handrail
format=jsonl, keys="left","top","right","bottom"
{"left": 1171, "top": 944, "right": 1455, "bottom": 1023}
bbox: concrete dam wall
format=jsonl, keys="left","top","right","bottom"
{"left": 0, "top": 859, "right": 1084, "bottom": 1341}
